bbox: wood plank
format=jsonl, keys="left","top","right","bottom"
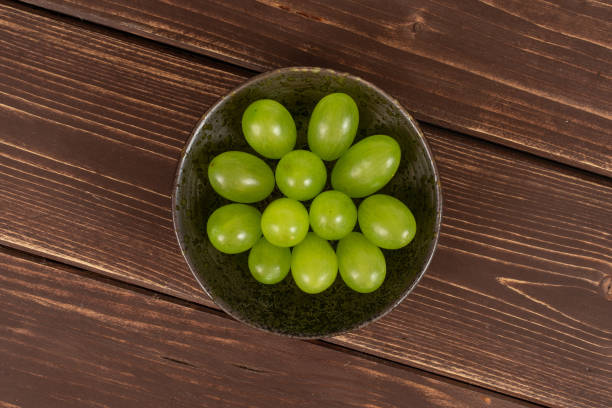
{"left": 17, "top": 0, "right": 612, "bottom": 176}
{"left": 0, "top": 3, "right": 611, "bottom": 407}
{"left": 0, "top": 247, "right": 535, "bottom": 408}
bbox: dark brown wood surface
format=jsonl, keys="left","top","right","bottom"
{"left": 18, "top": 0, "right": 612, "bottom": 176}
{"left": 1, "top": 247, "right": 539, "bottom": 408}
{"left": 0, "top": 3, "right": 610, "bottom": 407}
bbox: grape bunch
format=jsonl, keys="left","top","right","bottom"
{"left": 206, "top": 94, "right": 416, "bottom": 294}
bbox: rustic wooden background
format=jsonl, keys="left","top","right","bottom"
{"left": 0, "top": 1, "right": 610, "bottom": 407}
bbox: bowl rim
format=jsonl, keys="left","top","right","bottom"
{"left": 171, "top": 66, "right": 443, "bottom": 338}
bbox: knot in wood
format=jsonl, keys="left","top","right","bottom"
{"left": 600, "top": 276, "right": 612, "bottom": 301}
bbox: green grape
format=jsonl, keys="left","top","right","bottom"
{"left": 358, "top": 194, "right": 417, "bottom": 249}
{"left": 331, "top": 135, "right": 400, "bottom": 198}
{"left": 206, "top": 204, "right": 261, "bottom": 254}
{"left": 208, "top": 151, "right": 274, "bottom": 203}
{"left": 307, "top": 93, "right": 359, "bottom": 161}
{"left": 309, "top": 190, "right": 356, "bottom": 240}
{"left": 248, "top": 237, "right": 291, "bottom": 284}
{"left": 337, "top": 232, "right": 386, "bottom": 293}
{"left": 291, "top": 233, "right": 338, "bottom": 294}
{"left": 242, "top": 99, "right": 297, "bottom": 159}
{"left": 275, "top": 150, "right": 327, "bottom": 201}
{"left": 261, "top": 198, "right": 309, "bottom": 247}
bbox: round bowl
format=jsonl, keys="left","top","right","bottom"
{"left": 172, "top": 67, "right": 442, "bottom": 338}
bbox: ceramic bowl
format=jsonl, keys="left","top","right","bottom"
{"left": 172, "top": 67, "right": 442, "bottom": 338}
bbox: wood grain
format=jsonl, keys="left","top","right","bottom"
{"left": 0, "top": 247, "right": 536, "bottom": 408}
{"left": 17, "top": 0, "right": 612, "bottom": 176}
{"left": 0, "top": 3, "right": 610, "bottom": 407}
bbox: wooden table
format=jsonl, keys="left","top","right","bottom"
{"left": 1, "top": 1, "right": 610, "bottom": 407}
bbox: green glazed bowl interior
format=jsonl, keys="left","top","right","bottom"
{"left": 172, "top": 67, "right": 442, "bottom": 338}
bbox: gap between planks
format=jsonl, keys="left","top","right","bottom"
{"left": 0, "top": 243, "right": 549, "bottom": 408}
